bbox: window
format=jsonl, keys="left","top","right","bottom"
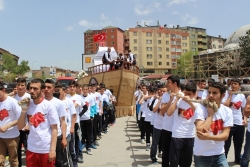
{"left": 171, "top": 48, "right": 176, "bottom": 52}
{"left": 192, "top": 41, "right": 196, "bottom": 45}
{"left": 176, "top": 48, "right": 182, "bottom": 52}
{"left": 182, "top": 36, "right": 187, "bottom": 40}
{"left": 176, "top": 42, "right": 181, "bottom": 45}
{"left": 213, "top": 44, "right": 216, "bottom": 49}
{"left": 111, "top": 35, "right": 114, "bottom": 38}
{"left": 158, "top": 40, "right": 161, "bottom": 44}
{"left": 172, "top": 62, "right": 177, "bottom": 66}
{"left": 166, "top": 47, "right": 169, "bottom": 51}
{"left": 192, "top": 48, "right": 196, "bottom": 52}
{"left": 219, "top": 45, "right": 222, "bottom": 48}
{"left": 166, "top": 62, "right": 170, "bottom": 66}
{"left": 96, "top": 44, "right": 99, "bottom": 46}
{"left": 146, "top": 40, "right": 152, "bottom": 44}
{"left": 134, "top": 54, "right": 137, "bottom": 58}
{"left": 111, "top": 29, "right": 114, "bottom": 32}
{"left": 133, "top": 32, "right": 137, "bottom": 36}
{"left": 176, "top": 35, "right": 181, "bottom": 39}
{"left": 191, "top": 34, "right": 196, "bottom": 38}
{"left": 146, "top": 47, "right": 152, "bottom": 51}
{"left": 146, "top": 32, "right": 152, "bottom": 36}
{"left": 166, "top": 40, "right": 169, "bottom": 44}
{"left": 111, "top": 42, "right": 115, "bottom": 45}
{"left": 158, "top": 33, "right": 161, "bottom": 37}
{"left": 218, "top": 39, "right": 222, "bottom": 43}
{"left": 183, "top": 49, "right": 188, "bottom": 53}
{"left": 159, "top": 62, "right": 162, "bottom": 65}
{"left": 171, "top": 34, "right": 176, "bottom": 38}
{"left": 147, "top": 54, "right": 152, "bottom": 59}
{"left": 166, "top": 55, "right": 170, "bottom": 59}
{"left": 171, "top": 41, "right": 176, "bottom": 45}
{"left": 158, "top": 47, "right": 162, "bottom": 51}
{"left": 134, "top": 47, "right": 137, "bottom": 51}
{"left": 147, "top": 62, "right": 153, "bottom": 65}
{"left": 182, "top": 43, "right": 187, "bottom": 47}
{"left": 134, "top": 39, "right": 137, "bottom": 43}
{"left": 165, "top": 34, "right": 169, "bottom": 37}
{"left": 158, "top": 54, "right": 162, "bottom": 58}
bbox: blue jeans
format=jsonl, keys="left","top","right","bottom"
{"left": 241, "top": 130, "right": 250, "bottom": 167}
{"left": 194, "top": 154, "right": 229, "bottom": 167}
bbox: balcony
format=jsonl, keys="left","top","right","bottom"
{"left": 198, "top": 32, "right": 207, "bottom": 37}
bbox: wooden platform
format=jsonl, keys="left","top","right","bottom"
{"left": 77, "top": 64, "right": 139, "bottom": 117}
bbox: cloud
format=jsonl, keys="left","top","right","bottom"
{"left": 0, "top": 0, "right": 4, "bottom": 11}
{"left": 171, "top": 11, "right": 179, "bottom": 15}
{"left": 65, "top": 26, "right": 74, "bottom": 31}
{"left": 181, "top": 13, "right": 198, "bottom": 25}
{"left": 78, "top": 14, "right": 112, "bottom": 28}
{"left": 134, "top": 1, "right": 162, "bottom": 16}
{"left": 167, "top": 0, "right": 196, "bottom": 6}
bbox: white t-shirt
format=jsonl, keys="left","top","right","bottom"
{"left": 140, "top": 97, "right": 148, "bottom": 118}
{"left": 201, "top": 89, "right": 208, "bottom": 99}
{"left": 153, "top": 100, "right": 164, "bottom": 130}
{"left": 0, "top": 96, "right": 22, "bottom": 138}
{"left": 172, "top": 99, "right": 197, "bottom": 138}
{"left": 49, "top": 97, "right": 67, "bottom": 137}
{"left": 229, "top": 94, "right": 246, "bottom": 125}
{"left": 197, "top": 90, "right": 205, "bottom": 100}
{"left": 62, "top": 98, "right": 76, "bottom": 136}
{"left": 66, "top": 94, "right": 84, "bottom": 123}
{"left": 150, "top": 98, "right": 159, "bottom": 125}
{"left": 100, "top": 94, "right": 109, "bottom": 103}
{"left": 221, "top": 90, "right": 229, "bottom": 103}
{"left": 94, "top": 92, "right": 102, "bottom": 113}
{"left": 134, "top": 90, "right": 140, "bottom": 105}
{"left": 145, "top": 97, "right": 155, "bottom": 122}
{"left": 193, "top": 104, "right": 233, "bottom": 156}
{"left": 80, "top": 95, "right": 91, "bottom": 121}
{"left": 161, "top": 91, "right": 183, "bottom": 131}
{"left": 27, "top": 99, "right": 59, "bottom": 154}
{"left": 104, "top": 89, "right": 112, "bottom": 100}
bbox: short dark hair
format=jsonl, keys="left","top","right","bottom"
{"left": 100, "top": 82, "right": 105, "bottom": 87}
{"left": 68, "top": 80, "right": 78, "bottom": 87}
{"left": 16, "top": 78, "right": 26, "bottom": 84}
{"left": 180, "top": 83, "right": 185, "bottom": 91}
{"left": 110, "top": 89, "right": 114, "bottom": 94}
{"left": 200, "top": 79, "right": 206, "bottom": 83}
{"left": 210, "top": 82, "right": 226, "bottom": 95}
{"left": 243, "top": 79, "right": 249, "bottom": 84}
{"left": 82, "top": 84, "right": 88, "bottom": 88}
{"left": 26, "top": 82, "right": 30, "bottom": 90}
{"left": 167, "top": 75, "right": 180, "bottom": 87}
{"left": 208, "top": 79, "right": 215, "bottom": 84}
{"left": 55, "top": 83, "right": 67, "bottom": 90}
{"left": 45, "top": 79, "right": 55, "bottom": 87}
{"left": 30, "top": 78, "right": 45, "bottom": 89}
{"left": 231, "top": 78, "right": 241, "bottom": 85}
{"left": 0, "top": 83, "right": 5, "bottom": 91}
{"left": 185, "top": 82, "right": 197, "bottom": 93}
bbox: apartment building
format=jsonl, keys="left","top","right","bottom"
{"left": 124, "top": 24, "right": 189, "bottom": 75}
{"left": 207, "top": 35, "right": 226, "bottom": 50}
{"left": 84, "top": 26, "right": 124, "bottom": 54}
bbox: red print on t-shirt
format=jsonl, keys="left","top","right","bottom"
{"left": 85, "top": 102, "right": 89, "bottom": 107}
{"left": 0, "top": 109, "right": 9, "bottom": 121}
{"left": 210, "top": 119, "right": 223, "bottom": 135}
{"left": 230, "top": 101, "right": 242, "bottom": 110}
{"left": 28, "top": 112, "right": 45, "bottom": 128}
{"left": 178, "top": 108, "right": 194, "bottom": 120}
{"left": 73, "top": 100, "right": 76, "bottom": 103}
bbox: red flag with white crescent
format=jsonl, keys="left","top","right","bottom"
{"left": 93, "top": 32, "right": 106, "bottom": 42}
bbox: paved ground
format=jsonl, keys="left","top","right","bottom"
{"left": 6, "top": 116, "right": 242, "bottom": 167}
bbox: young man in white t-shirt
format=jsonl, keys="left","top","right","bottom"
{"left": 0, "top": 83, "right": 22, "bottom": 167}
{"left": 194, "top": 82, "right": 233, "bottom": 166}
{"left": 66, "top": 81, "right": 84, "bottom": 164}
{"left": 150, "top": 85, "right": 167, "bottom": 164}
{"left": 44, "top": 79, "right": 68, "bottom": 167}
{"left": 167, "top": 81, "right": 197, "bottom": 167}
{"left": 17, "top": 78, "right": 58, "bottom": 167}
{"left": 241, "top": 95, "right": 250, "bottom": 167}
{"left": 196, "top": 79, "right": 207, "bottom": 100}
{"left": 14, "top": 78, "right": 31, "bottom": 167}
{"left": 134, "top": 86, "right": 141, "bottom": 126}
{"left": 55, "top": 83, "right": 77, "bottom": 167}
{"left": 223, "top": 78, "right": 246, "bottom": 164}
{"left": 100, "top": 86, "right": 110, "bottom": 134}
{"left": 160, "top": 75, "right": 182, "bottom": 167}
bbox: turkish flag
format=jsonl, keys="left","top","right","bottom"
{"left": 28, "top": 112, "right": 45, "bottom": 128}
{"left": 210, "top": 119, "right": 223, "bottom": 135}
{"left": 93, "top": 32, "right": 106, "bottom": 42}
{"left": 0, "top": 109, "right": 9, "bottom": 121}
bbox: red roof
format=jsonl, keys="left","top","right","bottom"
{"left": 143, "top": 74, "right": 171, "bottom": 79}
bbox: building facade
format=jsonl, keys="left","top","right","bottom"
{"left": 84, "top": 26, "right": 124, "bottom": 54}
{"left": 207, "top": 35, "right": 226, "bottom": 49}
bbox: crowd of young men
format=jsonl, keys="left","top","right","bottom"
{"left": 134, "top": 76, "right": 250, "bottom": 167}
{"left": 0, "top": 78, "right": 116, "bottom": 167}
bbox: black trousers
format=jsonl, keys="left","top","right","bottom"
{"left": 161, "top": 130, "right": 172, "bottom": 167}
{"left": 80, "top": 119, "right": 92, "bottom": 150}
{"left": 92, "top": 115, "right": 99, "bottom": 142}
{"left": 98, "top": 115, "right": 103, "bottom": 135}
{"left": 103, "top": 112, "right": 110, "bottom": 131}
{"left": 18, "top": 130, "right": 28, "bottom": 167}
{"left": 74, "top": 123, "right": 80, "bottom": 158}
{"left": 56, "top": 135, "right": 70, "bottom": 167}
{"left": 224, "top": 124, "right": 245, "bottom": 161}
{"left": 145, "top": 121, "right": 152, "bottom": 144}
{"left": 140, "top": 117, "right": 146, "bottom": 140}
{"left": 169, "top": 137, "right": 194, "bottom": 167}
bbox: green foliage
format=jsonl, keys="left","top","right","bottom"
{"left": 239, "top": 29, "right": 250, "bottom": 65}
{"left": 172, "top": 52, "right": 194, "bottom": 78}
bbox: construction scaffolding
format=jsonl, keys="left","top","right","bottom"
{"left": 184, "top": 49, "right": 250, "bottom": 80}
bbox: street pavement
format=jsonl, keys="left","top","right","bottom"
{"left": 6, "top": 116, "right": 243, "bottom": 167}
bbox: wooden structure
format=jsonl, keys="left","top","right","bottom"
{"left": 184, "top": 49, "right": 250, "bottom": 80}
{"left": 77, "top": 63, "right": 140, "bottom": 117}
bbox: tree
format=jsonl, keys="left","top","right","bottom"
{"left": 239, "top": 29, "right": 250, "bottom": 66}
{"left": 15, "top": 60, "right": 30, "bottom": 76}
{"left": 172, "top": 52, "right": 193, "bottom": 79}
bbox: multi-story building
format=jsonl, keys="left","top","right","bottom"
{"left": 84, "top": 26, "right": 124, "bottom": 54}
{"left": 124, "top": 23, "right": 189, "bottom": 76}
{"left": 207, "top": 35, "right": 226, "bottom": 50}
{"left": 0, "top": 48, "right": 19, "bottom": 78}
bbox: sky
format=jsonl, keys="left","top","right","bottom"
{"left": 0, "top": 0, "right": 249, "bottom": 71}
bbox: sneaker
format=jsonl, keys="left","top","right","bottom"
{"left": 81, "top": 144, "right": 86, "bottom": 151}
{"left": 87, "top": 149, "right": 92, "bottom": 155}
{"left": 91, "top": 143, "right": 97, "bottom": 149}
{"left": 157, "top": 152, "right": 162, "bottom": 158}
{"left": 98, "top": 135, "right": 102, "bottom": 139}
{"left": 94, "top": 140, "right": 99, "bottom": 146}
{"left": 146, "top": 144, "right": 150, "bottom": 151}
{"left": 77, "top": 156, "right": 84, "bottom": 163}
{"left": 96, "top": 136, "right": 101, "bottom": 140}
{"left": 141, "top": 139, "right": 145, "bottom": 144}
{"left": 151, "top": 157, "right": 158, "bottom": 164}
{"left": 104, "top": 130, "right": 108, "bottom": 134}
